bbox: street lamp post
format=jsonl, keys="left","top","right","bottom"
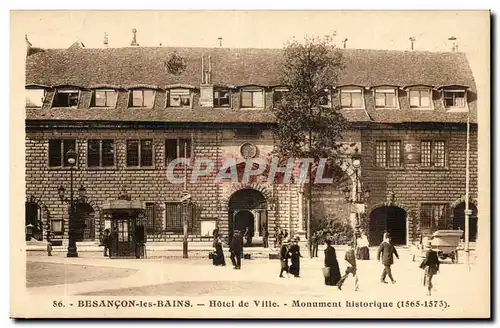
{"left": 57, "top": 148, "right": 82, "bottom": 258}
{"left": 342, "top": 148, "right": 371, "bottom": 248}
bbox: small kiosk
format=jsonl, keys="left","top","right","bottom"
{"left": 102, "top": 192, "right": 145, "bottom": 259}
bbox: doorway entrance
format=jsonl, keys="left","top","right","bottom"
{"left": 452, "top": 202, "right": 478, "bottom": 242}
{"left": 228, "top": 188, "right": 267, "bottom": 247}
{"left": 74, "top": 203, "right": 95, "bottom": 241}
{"left": 369, "top": 206, "right": 407, "bottom": 246}
{"left": 25, "top": 201, "right": 43, "bottom": 241}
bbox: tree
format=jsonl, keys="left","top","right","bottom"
{"left": 272, "top": 35, "right": 350, "bottom": 257}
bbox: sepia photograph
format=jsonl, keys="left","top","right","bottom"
{"left": 9, "top": 10, "right": 490, "bottom": 319}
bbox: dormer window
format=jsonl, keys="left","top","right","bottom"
{"left": 214, "top": 89, "right": 230, "bottom": 107}
{"left": 318, "top": 89, "right": 332, "bottom": 107}
{"left": 409, "top": 88, "right": 432, "bottom": 108}
{"left": 92, "top": 89, "right": 117, "bottom": 108}
{"left": 375, "top": 87, "right": 398, "bottom": 108}
{"left": 443, "top": 90, "right": 466, "bottom": 108}
{"left": 25, "top": 88, "right": 45, "bottom": 108}
{"left": 340, "top": 87, "right": 363, "bottom": 108}
{"left": 273, "top": 87, "right": 289, "bottom": 106}
{"left": 169, "top": 88, "right": 192, "bottom": 108}
{"left": 53, "top": 89, "right": 79, "bottom": 108}
{"left": 241, "top": 88, "right": 264, "bottom": 108}
{"left": 130, "top": 89, "right": 155, "bottom": 108}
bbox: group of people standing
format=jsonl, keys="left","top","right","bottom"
{"left": 278, "top": 236, "right": 302, "bottom": 278}
{"left": 211, "top": 229, "right": 245, "bottom": 270}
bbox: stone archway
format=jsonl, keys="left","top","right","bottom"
{"left": 368, "top": 205, "right": 407, "bottom": 246}
{"left": 25, "top": 195, "right": 50, "bottom": 241}
{"left": 228, "top": 188, "right": 268, "bottom": 247}
{"left": 452, "top": 202, "right": 478, "bottom": 242}
{"left": 73, "top": 197, "right": 101, "bottom": 242}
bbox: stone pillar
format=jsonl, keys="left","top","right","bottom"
{"left": 254, "top": 210, "right": 260, "bottom": 236}
{"left": 298, "top": 188, "right": 305, "bottom": 233}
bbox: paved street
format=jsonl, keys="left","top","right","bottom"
{"left": 26, "top": 249, "right": 479, "bottom": 300}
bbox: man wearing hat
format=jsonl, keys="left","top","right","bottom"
{"left": 337, "top": 241, "right": 359, "bottom": 291}
{"left": 377, "top": 233, "right": 399, "bottom": 284}
{"left": 420, "top": 240, "right": 440, "bottom": 296}
{"left": 230, "top": 230, "right": 244, "bottom": 270}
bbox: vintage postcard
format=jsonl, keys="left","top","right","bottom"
{"left": 10, "top": 10, "right": 490, "bottom": 319}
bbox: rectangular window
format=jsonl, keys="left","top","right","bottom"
{"left": 165, "top": 138, "right": 192, "bottom": 164}
{"left": 126, "top": 139, "right": 154, "bottom": 167}
{"left": 443, "top": 91, "right": 466, "bottom": 108}
{"left": 165, "top": 202, "right": 194, "bottom": 233}
{"left": 420, "top": 204, "right": 449, "bottom": 232}
{"left": 169, "top": 89, "right": 191, "bottom": 107}
{"left": 214, "top": 90, "right": 230, "bottom": 107}
{"left": 421, "top": 140, "right": 446, "bottom": 167}
{"left": 241, "top": 89, "right": 264, "bottom": 108}
{"left": 131, "top": 89, "right": 155, "bottom": 107}
{"left": 93, "top": 90, "right": 117, "bottom": 108}
{"left": 409, "top": 89, "right": 431, "bottom": 108}
{"left": 375, "top": 88, "right": 397, "bottom": 108}
{"left": 273, "top": 88, "right": 288, "bottom": 106}
{"left": 375, "top": 140, "right": 401, "bottom": 167}
{"left": 53, "top": 90, "right": 79, "bottom": 108}
{"left": 318, "top": 89, "right": 331, "bottom": 107}
{"left": 117, "top": 219, "right": 130, "bottom": 242}
{"left": 375, "top": 141, "right": 387, "bottom": 167}
{"left": 48, "top": 139, "right": 76, "bottom": 167}
{"left": 87, "top": 140, "right": 115, "bottom": 168}
{"left": 144, "top": 202, "right": 157, "bottom": 233}
{"left": 26, "top": 89, "right": 45, "bottom": 108}
{"left": 340, "top": 88, "right": 363, "bottom": 108}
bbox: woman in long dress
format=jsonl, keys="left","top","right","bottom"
{"left": 213, "top": 235, "right": 226, "bottom": 266}
{"left": 288, "top": 238, "right": 302, "bottom": 277}
{"left": 324, "top": 238, "right": 341, "bottom": 286}
{"left": 357, "top": 232, "right": 370, "bottom": 260}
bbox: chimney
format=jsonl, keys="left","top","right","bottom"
{"left": 25, "top": 34, "right": 32, "bottom": 56}
{"left": 448, "top": 36, "right": 458, "bottom": 52}
{"left": 103, "top": 32, "right": 109, "bottom": 48}
{"left": 218, "top": 37, "right": 223, "bottom": 47}
{"left": 130, "top": 28, "right": 139, "bottom": 47}
{"left": 409, "top": 37, "right": 416, "bottom": 51}
{"left": 342, "top": 38, "right": 348, "bottom": 49}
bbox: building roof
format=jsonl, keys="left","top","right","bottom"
{"left": 25, "top": 45, "right": 477, "bottom": 125}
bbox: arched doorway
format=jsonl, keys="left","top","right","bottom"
{"left": 369, "top": 206, "right": 407, "bottom": 246}
{"left": 25, "top": 201, "right": 43, "bottom": 241}
{"left": 452, "top": 202, "right": 478, "bottom": 242}
{"left": 228, "top": 188, "right": 267, "bottom": 247}
{"left": 73, "top": 203, "right": 95, "bottom": 241}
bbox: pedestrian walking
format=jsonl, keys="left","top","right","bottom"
{"left": 279, "top": 239, "right": 291, "bottom": 278}
{"left": 102, "top": 228, "right": 111, "bottom": 257}
{"left": 337, "top": 241, "right": 359, "bottom": 291}
{"left": 263, "top": 226, "right": 269, "bottom": 248}
{"left": 230, "top": 230, "right": 244, "bottom": 270}
{"left": 311, "top": 232, "right": 319, "bottom": 258}
{"left": 212, "top": 234, "right": 226, "bottom": 266}
{"left": 420, "top": 240, "right": 440, "bottom": 296}
{"left": 46, "top": 229, "right": 53, "bottom": 256}
{"left": 323, "top": 237, "right": 341, "bottom": 286}
{"left": 377, "top": 233, "right": 399, "bottom": 284}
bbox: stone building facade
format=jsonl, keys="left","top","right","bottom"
{"left": 24, "top": 40, "right": 478, "bottom": 246}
